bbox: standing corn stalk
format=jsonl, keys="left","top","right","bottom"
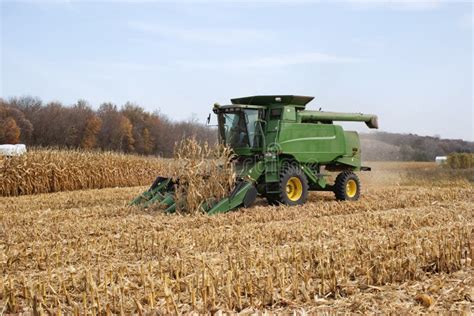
{"left": 0, "top": 149, "right": 166, "bottom": 196}
{"left": 172, "top": 137, "right": 235, "bottom": 214}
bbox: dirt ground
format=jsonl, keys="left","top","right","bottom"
{"left": 0, "top": 162, "right": 472, "bottom": 314}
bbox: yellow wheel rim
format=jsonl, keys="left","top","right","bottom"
{"left": 286, "top": 177, "right": 303, "bottom": 201}
{"left": 346, "top": 179, "right": 357, "bottom": 198}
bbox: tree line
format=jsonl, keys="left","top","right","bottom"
{"left": 1, "top": 96, "right": 472, "bottom": 160}
{"left": 0, "top": 96, "right": 215, "bottom": 157}
{"left": 360, "top": 132, "right": 474, "bottom": 161}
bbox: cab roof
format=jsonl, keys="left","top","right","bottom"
{"left": 231, "top": 95, "right": 314, "bottom": 107}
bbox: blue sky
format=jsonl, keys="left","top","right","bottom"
{"left": 1, "top": 0, "right": 472, "bottom": 140}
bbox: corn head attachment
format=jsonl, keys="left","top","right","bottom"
{"left": 130, "top": 175, "right": 258, "bottom": 214}
{"left": 130, "top": 177, "right": 179, "bottom": 213}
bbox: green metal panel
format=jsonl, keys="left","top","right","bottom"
{"left": 298, "top": 111, "right": 378, "bottom": 129}
{"left": 263, "top": 109, "right": 281, "bottom": 184}
{"left": 336, "top": 131, "right": 361, "bottom": 168}
{"left": 282, "top": 106, "right": 297, "bottom": 121}
{"left": 343, "top": 131, "right": 360, "bottom": 156}
{"left": 264, "top": 156, "right": 279, "bottom": 184}
{"left": 206, "top": 181, "right": 256, "bottom": 215}
{"left": 277, "top": 122, "right": 346, "bottom": 163}
{"left": 300, "top": 164, "right": 327, "bottom": 188}
{"left": 264, "top": 119, "right": 280, "bottom": 151}
{"left": 235, "top": 159, "right": 265, "bottom": 181}
{"left": 233, "top": 148, "right": 255, "bottom": 156}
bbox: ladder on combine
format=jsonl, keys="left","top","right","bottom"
{"left": 264, "top": 120, "right": 281, "bottom": 195}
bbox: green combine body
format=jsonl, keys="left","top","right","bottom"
{"left": 131, "top": 95, "right": 378, "bottom": 214}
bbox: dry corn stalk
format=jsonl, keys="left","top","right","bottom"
{"left": 1, "top": 161, "right": 472, "bottom": 314}
{"left": 172, "top": 137, "right": 235, "bottom": 213}
{"left": 0, "top": 149, "right": 167, "bottom": 196}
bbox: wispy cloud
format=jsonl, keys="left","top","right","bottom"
{"left": 24, "top": 0, "right": 445, "bottom": 10}
{"left": 81, "top": 61, "right": 157, "bottom": 72}
{"left": 346, "top": 0, "right": 443, "bottom": 11}
{"left": 128, "top": 22, "right": 274, "bottom": 45}
{"left": 178, "top": 52, "right": 363, "bottom": 69}
{"left": 116, "top": 0, "right": 442, "bottom": 10}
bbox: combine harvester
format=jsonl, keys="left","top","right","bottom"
{"left": 131, "top": 95, "right": 378, "bottom": 214}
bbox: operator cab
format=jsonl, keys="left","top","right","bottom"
{"left": 213, "top": 105, "right": 265, "bottom": 151}
{"left": 213, "top": 95, "right": 314, "bottom": 154}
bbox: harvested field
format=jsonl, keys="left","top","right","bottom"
{"left": 0, "top": 162, "right": 472, "bottom": 314}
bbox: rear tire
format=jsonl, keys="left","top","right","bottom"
{"left": 267, "top": 165, "right": 309, "bottom": 206}
{"left": 334, "top": 171, "right": 360, "bottom": 201}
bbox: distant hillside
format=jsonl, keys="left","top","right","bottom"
{"left": 361, "top": 132, "right": 474, "bottom": 161}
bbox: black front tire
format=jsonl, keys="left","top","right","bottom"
{"left": 334, "top": 171, "right": 361, "bottom": 201}
{"left": 267, "top": 165, "right": 309, "bottom": 206}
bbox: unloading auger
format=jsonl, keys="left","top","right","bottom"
{"left": 130, "top": 95, "right": 378, "bottom": 214}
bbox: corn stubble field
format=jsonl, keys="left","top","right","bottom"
{"left": 0, "top": 150, "right": 473, "bottom": 314}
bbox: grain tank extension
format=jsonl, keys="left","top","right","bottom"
{"left": 131, "top": 95, "right": 378, "bottom": 214}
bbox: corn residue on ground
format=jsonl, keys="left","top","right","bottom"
{"left": 0, "top": 162, "right": 473, "bottom": 314}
